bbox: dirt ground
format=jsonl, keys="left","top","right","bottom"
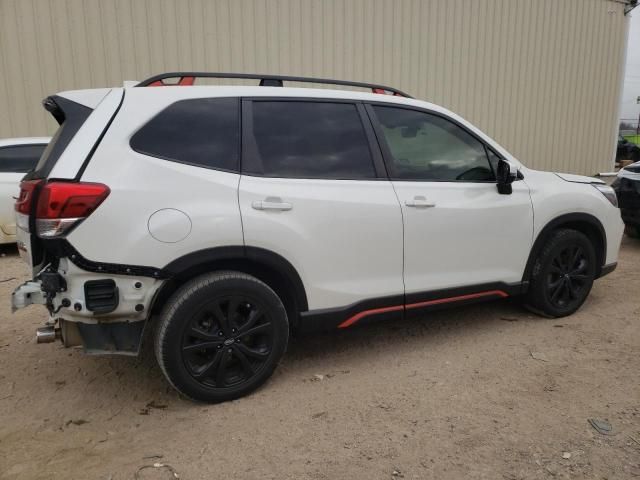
{"left": 0, "top": 239, "right": 639, "bottom": 480}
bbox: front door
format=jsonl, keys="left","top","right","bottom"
{"left": 367, "top": 104, "right": 533, "bottom": 303}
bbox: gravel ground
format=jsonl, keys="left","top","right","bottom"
{"left": 0, "top": 238, "right": 639, "bottom": 480}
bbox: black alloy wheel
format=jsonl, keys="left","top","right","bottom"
{"left": 181, "top": 295, "right": 274, "bottom": 388}
{"left": 525, "top": 228, "right": 596, "bottom": 317}
{"left": 155, "top": 271, "right": 289, "bottom": 403}
{"left": 545, "top": 245, "right": 591, "bottom": 309}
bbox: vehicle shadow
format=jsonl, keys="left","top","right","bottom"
{"left": 94, "top": 297, "right": 535, "bottom": 409}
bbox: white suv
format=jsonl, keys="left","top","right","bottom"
{"left": 11, "top": 73, "right": 624, "bottom": 402}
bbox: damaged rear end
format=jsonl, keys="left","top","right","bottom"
{"left": 11, "top": 88, "right": 165, "bottom": 355}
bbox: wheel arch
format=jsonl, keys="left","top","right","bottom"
{"left": 150, "top": 246, "right": 308, "bottom": 329}
{"left": 523, "top": 213, "right": 607, "bottom": 283}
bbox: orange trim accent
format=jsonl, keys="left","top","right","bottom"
{"left": 337, "top": 305, "right": 403, "bottom": 329}
{"left": 337, "top": 290, "right": 509, "bottom": 329}
{"left": 405, "top": 290, "right": 509, "bottom": 310}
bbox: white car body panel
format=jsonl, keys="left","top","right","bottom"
{"left": 239, "top": 176, "right": 404, "bottom": 309}
{"left": 522, "top": 168, "right": 624, "bottom": 265}
{"left": 0, "top": 137, "right": 50, "bottom": 244}
{"left": 57, "top": 88, "right": 112, "bottom": 109}
{"left": 394, "top": 180, "right": 533, "bottom": 293}
{"left": 71, "top": 91, "right": 244, "bottom": 265}
{"left": 555, "top": 172, "right": 605, "bottom": 184}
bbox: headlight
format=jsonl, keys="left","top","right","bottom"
{"left": 592, "top": 184, "right": 618, "bottom": 207}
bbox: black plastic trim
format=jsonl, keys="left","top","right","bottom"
{"left": 299, "top": 294, "right": 405, "bottom": 333}
{"left": 84, "top": 279, "right": 119, "bottom": 314}
{"left": 599, "top": 262, "right": 617, "bottom": 278}
{"left": 163, "top": 245, "right": 309, "bottom": 312}
{"left": 300, "top": 282, "right": 521, "bottom": 333}
{"left": 59, "top": 241, "right": 171, "bottom": 279}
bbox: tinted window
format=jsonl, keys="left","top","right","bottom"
{"left": 130, "top": 97, "right": 240, "bottom": 172}
{"left": 248, "top": 101, "right": 376, "bottom": 179}
{"left": 0, "top": 144, "right": 47, "bottom": 173}
{"left": 373, "top": 106, "right": 494, "bottom": 181}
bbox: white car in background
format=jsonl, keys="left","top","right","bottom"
{"left": 0, "top": 137, "right": 50, "bottom": 244}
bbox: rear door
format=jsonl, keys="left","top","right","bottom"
{"left": 238, "top": 99, "right": 404, "bottom": 322}
{"left": 367, "top": 104, "right": 533, "bottom": 305}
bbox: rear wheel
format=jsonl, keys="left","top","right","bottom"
{"left": 524, "top": 229, "right": 596, "bottom": 318}
{"left": 155, "top": 271, "right": 289, "bottom": 402}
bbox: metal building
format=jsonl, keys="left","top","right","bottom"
{"left": 0, "top": 0, "right": 632, "bottom": 175}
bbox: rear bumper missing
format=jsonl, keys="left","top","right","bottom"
{"left": 11, "top": 259, "right": 165, "bottom": 355}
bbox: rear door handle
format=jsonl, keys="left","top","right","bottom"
{"left": 405, "top": 196, "right": 436, "bottom": 208}
{"left": 252, "top": 197, "right": 293, "bottom": 211}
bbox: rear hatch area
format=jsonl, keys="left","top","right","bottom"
{"left": 16, "top": 88, "right": 123, "bottom": 273}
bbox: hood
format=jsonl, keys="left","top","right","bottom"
{"left": 555, "top": 173, "right": 605, "bottom": 185}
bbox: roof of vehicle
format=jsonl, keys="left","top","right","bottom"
{"left": 53, "top": 83, "right": 521, "bottom": 168}
{"left": 0, "top": 137, "right": 51, "bottom": 148}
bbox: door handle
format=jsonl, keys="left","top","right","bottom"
{"left": 405, "top": 196, "right": 436, "bottom": 208}
{"left": 252, "top": 198, "right": 293, "bottom": 211}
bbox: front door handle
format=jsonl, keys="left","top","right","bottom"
{"left": 252, "top": 197, "right": 293, "bottom": 211}
{"left": 405, "top": 196, "right": 436, "bottom": 208}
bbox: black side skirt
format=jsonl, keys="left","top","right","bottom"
{"left": 299, "top": 282, "right": 524, "bottom": 333}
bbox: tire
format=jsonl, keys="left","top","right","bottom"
{"left": 524, "top": 229, "right": 597, "bottom": 318}
{"left": 154, "top": 271, "right": 289, "bottom": 403}
{"left": 625, "top": 225, "right": 640, "bottom": 239}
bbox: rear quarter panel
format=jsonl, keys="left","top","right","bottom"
{"left": 68, "top": 89, "right": 243, "bottom": 267}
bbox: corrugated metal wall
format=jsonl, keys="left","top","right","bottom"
{"left": 0, "top": 0, "right": 629, "bottom": 175}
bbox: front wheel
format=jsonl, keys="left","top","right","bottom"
{"left": 524, "top": 229, "right": 597, "bottom": 318}
{"left": 154, "top": 271, "right": 289, "bottom": 403}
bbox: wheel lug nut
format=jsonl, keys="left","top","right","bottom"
{"left": 228, "top": 348, "right": 232, "bottom": 353}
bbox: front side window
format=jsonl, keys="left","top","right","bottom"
{"left": 247, "top": 101, "right": 376, "bottom": 179}
{"left": 130, "top": 97, "right": 240, "bottom": 172}
{"left": 372, "top": 106, "right": 495, "bottom": 182}
{"left": 0, "top": 144, "right": 47, "bottom": 173}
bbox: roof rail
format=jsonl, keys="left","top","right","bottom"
{"left": 135, "top": 72, "right": 413, "bottom": 98}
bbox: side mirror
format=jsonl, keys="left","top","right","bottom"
{"left": 497, "top": 159, "right": 518, "bottom": 195}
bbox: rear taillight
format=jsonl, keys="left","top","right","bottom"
{"left": 16, "top": 181, "right": 110, "bottom": 238}
{"left": 15, "top": 180, "right": 43, "bottom": 233}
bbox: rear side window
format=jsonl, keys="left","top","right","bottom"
{"left": 130, "top": 97, "right": 240, "bottom": 172}
{"left": 246, "top": 101, "right": 376, "bottom": 179}
{"left": 0, "top": 144, "right": 47, "bottom": 173}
